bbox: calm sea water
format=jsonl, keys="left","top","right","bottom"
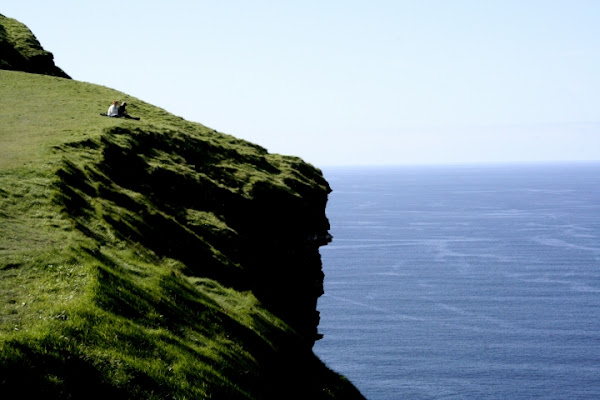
{"left": 313, "top": 163, "right": 600, "bottom": 400}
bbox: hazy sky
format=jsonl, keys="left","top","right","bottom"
{"left": 3, "top": 1, "right": 600, "bottom": 166}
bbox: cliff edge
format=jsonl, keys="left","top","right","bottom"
{"left": 0, "top": 15, "right": 364, "bottom": 400}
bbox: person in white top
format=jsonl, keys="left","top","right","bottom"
{"left": 107, "top": 100, "right": 119, "bottom": 117}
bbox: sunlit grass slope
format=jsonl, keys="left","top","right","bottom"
{"left": 0, "top": 68, "right": 364, "bottom": 399}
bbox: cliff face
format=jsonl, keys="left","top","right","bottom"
{"left": 0, "top": 16, "right": 364, "bottom": 400}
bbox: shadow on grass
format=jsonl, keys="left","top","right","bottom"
{"left": 0, "top": 342, "right": 133, "bottom": 399}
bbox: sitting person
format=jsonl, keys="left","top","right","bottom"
{"left": 101, "top": 100, "right": 140, "bottom": 120}
{"left": 118, "top": 101, "right": 140, "bottom": 120}
{"left": 107, "top": 100, "right": 119, "bottom": 117}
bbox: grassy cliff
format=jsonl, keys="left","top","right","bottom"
{"left": 0, "top": 14, "right": 69, "bottom": 78}
{"left": 0, "top": 15, "right": 364, "bottom": 400}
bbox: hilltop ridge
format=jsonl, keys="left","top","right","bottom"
{"left": 0, "top": 16, "right": 364, "bottom": 400}
{"left": 0, "top": 14, "right": 70, "bottom": 78}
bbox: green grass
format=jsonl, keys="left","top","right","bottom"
{"left": 0, "top": 68, "right": 362, "bottom": 399}
{"left": 0, "top": 14, "right": 47, "bottom": 58}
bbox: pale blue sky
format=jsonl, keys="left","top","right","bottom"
{"left": 4, "top": 1, "right": 600, "bottom": 166}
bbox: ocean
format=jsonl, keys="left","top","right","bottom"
{"left": 313, "top": 163, "right": 600, "bottom": 400}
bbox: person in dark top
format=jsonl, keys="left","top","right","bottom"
{"left": 118, "top": 101, "right": 140, "bottom": 120}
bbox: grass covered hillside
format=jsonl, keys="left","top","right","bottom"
{"left": 0, "top": 17, "right": 364, "bottom": 400}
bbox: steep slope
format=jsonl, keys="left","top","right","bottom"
{"left": 0, "top": 17, "right": 364, "bottom": 400}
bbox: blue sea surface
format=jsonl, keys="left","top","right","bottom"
{"left": 313, "top": 163, "right": 600, "bottom": 400}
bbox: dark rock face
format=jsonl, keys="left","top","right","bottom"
{"left": 0, "top": 14, "right": 70, "bottom": 78}
{"left": 244, "top": 177, "right": 332, "bottom": 344}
